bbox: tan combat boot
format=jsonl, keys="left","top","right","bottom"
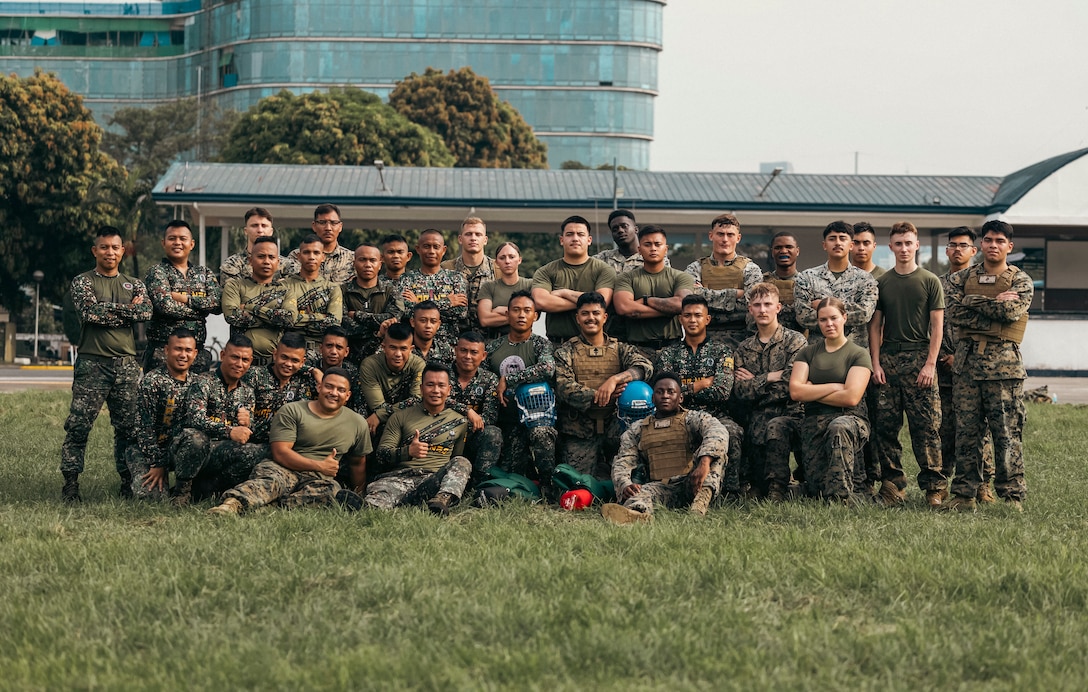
{"left": 942, "top": 495, "right": 977, "bottom": 513}
{"left": 427, "top": 491, "right": 455, "bottom": 517}
{"left": 878, "top": 480, "right": 906, "bottom": 507}
{"left": 690, "top": 487, "right": 713, "bottom": 516}
{"left": 601, "top": 503, "right": 652, "bottom": 525}
{"left": 208, "top": 497, "right": 243, "bottom": 516}
{"left": 977, "top": 483, "right": 996, "bottom": 504}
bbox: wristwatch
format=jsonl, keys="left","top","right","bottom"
{"left": 641, "top": 295, "right": 650, "bottom": 306}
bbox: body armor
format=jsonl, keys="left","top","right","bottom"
{"left": 571, "top": 339, "right": 622, "bottom": 431}
{"left": 639, "top": 411, "right": 694, "bottom": 481}
{"left": 699, "top": 256, "right": 749, "bottom": 290}
{"left": 959, "top": 268, "right": 1028, "bottom": 345}
{"left": 766, "top": 275, "right": 795, "bottom": 307}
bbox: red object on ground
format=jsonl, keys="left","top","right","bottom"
{"left": 560, "top": 489, "right": 593, "bottom": 510}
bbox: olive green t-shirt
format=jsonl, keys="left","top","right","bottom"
{"left": 74, "top": 271, "right": 144, "bottom": 357}
{"left": 269, "top": 400, "right": 372, "bottom": 464}
{"left": 796, "top": 340, "right": 872, "bottom": 416}
{"left": 477, "top": 277, "right": 533, "bottom": 337}
{"left": 614, "top": 266, "right": 696, "bottom": 343}
{"left": 876, "top": 267, "right": 944, "bottom": 345}
{"left": 531, "top": 258, "right": 616, "bottom": 340}
{"left": 357, "top": 352, "right": 426, "bottom": 422}
{"left": 379, "top": 403, "right": 467, "bottom": 472}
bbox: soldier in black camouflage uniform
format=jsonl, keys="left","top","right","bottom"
{"left": 733, "top": 283, "right": 807, "bottom": 501}
{"left": 61, "top": 226, "right": 153, "bottom": 501}
{"left": 276, "top": 235, "right": 343, "bottom": 359}
{"left": 143, "top": 220, "right": 221, "bottom": 373}
{"left": 341, "top": 244, "right": 404, "bottom": 364}
{"left": 127, "top": 328, "right": 199, "bottom": 501}
{"left": 945, "top": 221, "right": 1033, "bottom": 512}
{"left": 172, "top": 335, "right": 266, "bottom": 505}
{"left": 221, "top": 237, "right": 292, "bottom": 365}
{"left": 603, "top": 372, "right": 730, "bottom": 523}
{"left": 441, "top": 217, "right": 496, "bottom": 332}
{"left": 394, "top": 229, "right": 468, "bottom": 347}
{"left": 657, "top": 295, "right": 745, "bottom": 497}
{"left": 445, "top": 331, "right": 501, "bottom": 483}
{"left": 242, "top": 333, "right": 320, "bottom": 443}
{"left": 554, "top": 292, "right": 652, "bottom": 479}
{"left": 287, "top": 203, "right": 355, "bottom": 284}
{"left": 219, "top": 207, "right": 298, "bottom": 284}
{"left": 409, "top": 300, "right": 455, "bottom": 365}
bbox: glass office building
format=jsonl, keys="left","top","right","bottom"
{"left": 0, "top": 0, "right": 664, "bottom": 168}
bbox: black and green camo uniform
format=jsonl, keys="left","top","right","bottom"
{"left": 143, "top": 259, "right": 221, "bottom": 372}
{"left": 126, "top": 366, "right": 192, "bottom": 500}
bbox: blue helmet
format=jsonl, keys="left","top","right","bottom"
{"left": 515, "top": 382, "right": 556, "bottom": 429}
{"left": 617, "top": 380, "right": 654, "bottom": 430}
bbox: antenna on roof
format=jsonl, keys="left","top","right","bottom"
{"left": 374, "top": 160, "right": 391, "bottom": 194}
{"left": 757, "top": 166, "right": 784, "bottom": 198}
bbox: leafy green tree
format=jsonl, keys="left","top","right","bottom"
{"left": 389, "top": 67, "right": 548, "bottom": 169}
{"left": 219, "top": 88, "right": 454, "bottom": 167}
{"left": 0, "top": 70, "right": 124, "bottom": 314}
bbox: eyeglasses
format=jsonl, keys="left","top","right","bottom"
{"left": 946, "top": 243, "right": 974, "bottom": 249}
{"left": 314, "top": 220, "right": 343, "bottom": 228}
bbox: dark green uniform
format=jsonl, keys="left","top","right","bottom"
{"left": 219, "top": 249, "right": 298, "bottom": 284}
{"left": 277, "top": 275, "right": 343, "bottom": 357}
{"left": 357, "top": 353, "right": 426, "bottom": 424}
{"left": 143, "top": 259, "right": 221, "bottom": 372}
{"left": 340, "top": 279, "right": 404, "bottom": 364}
{"left": 221, "top": 277, "right": 290, "bottom": 362}
{"left": 126, "top": 366, "right": 192, "bottom": 500}
{"left": 531, "top": 258, "right": 616, "bottom": 342}
{"left": 614, "top": 266, "right": 696, "bottom": 348}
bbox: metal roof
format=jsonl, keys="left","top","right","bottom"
{"left": 991, "top": 147, "right": 1088, "bottom": 211}
{"left": 153, "top": 162, "right": 1003, "bottom": 215}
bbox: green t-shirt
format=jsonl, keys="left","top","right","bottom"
{"left": 876, "top": 267, "right": 944, "bottom": 345}
{"left": 488, "top": 337, "right": 542, "bottom": 424}
{"left": 614, "top": 266, "right": 696, "bottom": 343}
{"left": 796, "top": 340, "right": 872, "bottom": 416}
{"left": 269, "top": 400, "right": 372, "bottom": 463}
{"left": 379, "top": 404, "right": 468, "bottom": 472}
{"left": 74, "top": 271, "right": 144, "bottom": 357}
{"left": 477, "top": 277, "right": 533, "bottom": 337}
{"left": 531, "top": 258, "right": 616, "bottom": 340}
{"left": 357, "top": 352, "right": 426, "bottom": 422}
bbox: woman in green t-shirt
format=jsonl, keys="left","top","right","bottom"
{"left": 789, "top": 297, "right": 873, "bottom": 503}
{"left": 477, "top": 242, "right": 533, "bottom": 339}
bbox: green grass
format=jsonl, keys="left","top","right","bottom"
{"left": 1, "top": 391, "right": 1087, "bottom": 690}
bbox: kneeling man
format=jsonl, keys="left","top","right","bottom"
{"left": 602, "top": 371, "right": 729, "bottom": 523}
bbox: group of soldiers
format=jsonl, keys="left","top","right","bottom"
{"left": 60, "top": 204, "right": 1032, "bottom": 520}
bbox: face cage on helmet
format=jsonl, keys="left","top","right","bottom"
{"left": 618, "top": 403, "right": 655, "bottom": 431}
{"left": 516, "top": 385, "right": 557, "bottom": 429}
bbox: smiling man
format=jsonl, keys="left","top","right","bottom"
{"left": 242, "top": 331, "right": 320, "bottom": 444}
{"left": 61, "top": 226, "right": 153, "bottom": 502}
{"left": 143, "top": 220, "right": 220, "bottom": 373}
{"left": 209, "top": 367, "right": 371, "bottom": 516}
{"left": 762, "top": 231, "right": 803, "bottom": 334}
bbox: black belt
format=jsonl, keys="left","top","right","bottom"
{"left": 79, "top": 353, "right": 135, "bottom": 363}
{"left": 881, "top": 342, "right": 928, "bottom": 354}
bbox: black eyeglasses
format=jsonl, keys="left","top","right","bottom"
{"left": 946, "top": 242, "right": 973, "bottom": 249}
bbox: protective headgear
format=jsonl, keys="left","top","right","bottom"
{"left": 617, "top": 380, "right": 654, "bottom": 430}
{"left": 515, "top": 382, "right": 556, "bottom": 429}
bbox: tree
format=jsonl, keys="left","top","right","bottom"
{"left": 0, "top": 71, "right": 124, "bottom": 313}
{"left": 389, "top": 67, "right": 548, "bottom": 169}
{"left": 219, "top": 88, "right": 454, "bottom": 167}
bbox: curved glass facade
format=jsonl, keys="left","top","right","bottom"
{"left": 0, "top": 0, "right": 663, "bottom": 169}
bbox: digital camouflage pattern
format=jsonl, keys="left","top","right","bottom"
{"left": 219, "top": 250, "right": 299, "bottom": 284}
{"left": 413, "top": 339, "right": 455, "bottom": 367}
{"left": 242, "top": 364, "right": 320, "bottom": 442}
{"left": 143, "top": 259, "right": 221, "bottom": 346}
{"left": 872, "top": 350, "right": 945, "bottom": 492}
{"left": 802, "top": 412, "right": 870, "bottom": 502}
{"left": 364, "top": 458, "right": 473, "bottom": 509}
{"left": 762, "top": 270, "right": 803, "bottom": 334}
{"left": 172, "top": 433, "right": 269, "bottom": 494}
{"left": 594, "top": 248, "right": 669, "bottom": 274}
{"left": 484, "top": 334, "right": 557, "bottom": 483}
{"left": 123, "top": 367, "right": 192, "bottom": 499}
{"left": 946, "top": 264, "right": 1033, "bottom": 501}
{"left": 393, "top": 269, "right": 469, "bottom": 344}
{"left": 224, "top": 460, "right": 342, "bottom": 511}
{"left": 181, "top": 368, "right": 256, "bottom": 441}
{"left": 341, "top": 279, "right": 405, "bottom": 363}
{"left": 61, "top": 355, "right": 142, "bottom": 479}
{"left": 442, "top": 254, "right": 496, "bottom": 332}
{"left": 794, "top": 263, "right": 878, "bottom": 349}
{"left": 69, "top": 270, "right": 152, "bottom": 357}
{"left": 288, "top": 244, "right": 355, "bottom": 284}
{"left": 554, "top": 336, "right": 652, "bottom": 439}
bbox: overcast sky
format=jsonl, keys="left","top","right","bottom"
{"left": 652, "top": 0, "right": 1088, "bottom": 177}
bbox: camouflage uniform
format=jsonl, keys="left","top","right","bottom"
{"left": 356, "top": 352, "right": 426, "bottom": 426}
{"left": 732, "top": 325, "right": 807, "bottom": 493}
{"left": 939, "top": 271, "right": 994, "bottom": 484}
{"left": 447, "top": 367, "right": 502, "bottom": 481}
{"left": 276, "top": 275, "right": 343, "bottom": 357}
{"left": 221, "top": 277, "right": 291, "bottom": 363}
{"left": 143, "top": 259, "right": 221, "bottom": 373}
{"left": 125, "top": 367, "right": 192, "bottom": 500}
{"left": 793, "top": 263, "right": 878, "bottom": 349}
{"left": 393, "top": 269, "right": 468, "bottom": 346}
{"left": 684, "top": 256, "right": 763, "bottom": 349}
{"left": 612, "top": 408, "right": 729, "bottom": 514}
{"left": 413, "top": 340, "right": 455, "bottom": 367}
{"left": 485, "top": 334, "right": 558, "bottom": 484}
{"left": 442, "top": 255, "right": 496, "bottom": 332}
{"left": 657, "top": 336, "right": 745, "bottom": 494}
{"left": 761, "top": 270, "right": 803, "bottom": 334}
{"left": 946, "top": 264, "right": 1033, "bottom": 502}
{"left": 242, "top": 364, "right": 320, "bottom": 442}
{"left": 174, "top": 369, "right": 268, "bottom": 496}
{"left": 288, "top": 244, "right": 355, "bottom": 284}
{"left": 366, "top": 403, "right": 471, "bottom": 509}
{"left": 61, "top": 270, "right": 152, "bottom": 484}
{"left": 219, "top": 249, "right": 299, "bottom": 284}
{"left": 554, "top": 336, "right": 652, "bottom": 479}
{"left": 341, "top": 279, "right": 404, "bottom": 364}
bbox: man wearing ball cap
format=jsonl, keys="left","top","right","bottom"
{"left": 603, "top": 371, "right": 729, "bottom": 523}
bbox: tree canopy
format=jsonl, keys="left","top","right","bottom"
{"left": 389, "top": 67, "right": 548, "bottom": 169}
{"left": 219, "top": 88, "right": 454, "bottom": 167}
{"left": 0, "top": 71, "right": 123, "bottom": 311}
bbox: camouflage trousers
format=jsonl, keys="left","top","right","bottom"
{"left": 873, "top": 350, "right": 946, "bottom": 492}
{"left": 950, "top": 377, "right": 1026, "bottom": 501}
{"left": 624, "top": 457, "right": 726, "bottom": 515}
{"left": 715, "top": 415, "right": 745, "bottom": 495}
{"left": 464, "top": 424, "right": 504, "bottom": 483}
{"left": 939, "top": 376, "right": 994, "bottom": 483}
{"left": 143, "top": 342, "right": 213, "bottom": 375}
{"left": 861, "top": 382, "right": 881, "bottom": 491}
{"left": 802, "top": 413, "right": 870, "bottom": 501}
{"left": 558, "top": 431, "right": 620, "bottom": 481}
{"left": 173, "top": 429, "right": 268, "bottom": 496}
{"left": 364, "top": 457, "right": 473, "bottom": 509}
{"left": 225, "top": 460, "right": 341, "bottom": 511}
{"left": 61, "top": 355, "right": 142, "bottom": 480}
{"left": 498, "top": 422, "right": 557, "bottom": 484}
{"left": 123, "top": 447, "right": 170, "bottom": 501}
{"left": 744, "top": 411, "right": 802, "bottom": 490}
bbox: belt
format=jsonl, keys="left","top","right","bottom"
{"left": 79, "top": 353, "right": 135, "bottom": 363}
{"left": 881, "top": 342, "right": 928, "bottom": 354}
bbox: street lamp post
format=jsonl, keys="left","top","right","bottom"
{"left": 32, "top": 270, "right": 44, "bottom": 362}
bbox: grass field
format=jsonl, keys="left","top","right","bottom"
{"left": 1, "top": 390, "right": 1087, "bottom": 690}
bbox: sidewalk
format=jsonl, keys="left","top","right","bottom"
{"left": 1025, "top": 377, "right": 1088, "bottom": 405}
